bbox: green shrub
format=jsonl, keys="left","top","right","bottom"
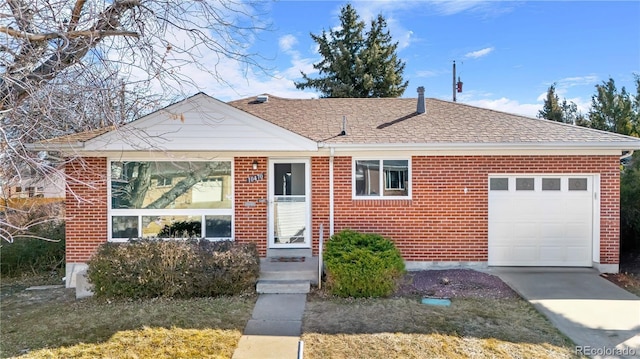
{"left": 87, "top": 239, "right": 259, "bottom": 299}
{"left": 157, "top": 221, "right": 202, "bottom": 238}
{"left": 0, "top": 221, "right": 65, "bottom": 277}
{"left": 324, "top": 229, "right": 405, "bottom": 298}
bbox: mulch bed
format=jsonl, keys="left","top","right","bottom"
{"left": 620, "top": 251, "right": 640, "bottom": 275}
{"left": 396, "top": 269, "right": 519, "bottom": 299}
{"left": 600, "top": 251, "right": 640, "bottom": 296}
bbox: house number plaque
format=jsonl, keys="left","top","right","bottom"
{"left": 246, "top": 173, "right": 265, "bottom": 183}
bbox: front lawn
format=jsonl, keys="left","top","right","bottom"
{"left": 0, "top": 283, "right": 255, "bottom": 358}
{"left": 2, "top": 269, "right": 589, "bottom": 359}
{"left": 302, "top": 270, "right": 585, "bottom": 359}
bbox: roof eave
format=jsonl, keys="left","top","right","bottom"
{"left": 25, "top": 142, "right": 84, "bottom": 152}
{"left": 321, "top": 142, "right": 640, "bottom": 151}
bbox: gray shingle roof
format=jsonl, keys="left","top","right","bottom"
{"left": 28, "top": 93, "right": 640, "bottom": 152}
{"left": 32, "top": 127, "right": 115, "bottom": 146}
{"left": 228, "top": 95, "right": 640, "bottom": 146}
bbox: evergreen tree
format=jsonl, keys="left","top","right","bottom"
{"left": 360, "top": 15, "right": 408, "bottom": 97}
{"left": 537, "top": 84, "right": 582, "bottom": 124}
{"left": 621, "top": 151, "right": 640, "bottom": 252}
{"left": 588, "top": 78, "right": 635, "bottom": 135}
{"left": 538, "top": 84, "right": 564, "bottom": 122}
{"left": 295, "top": 4, "right": 408, "bottom": 98}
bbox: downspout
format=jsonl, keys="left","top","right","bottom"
{"left": 329, "top": 146, "right": 335, "bottom": 236}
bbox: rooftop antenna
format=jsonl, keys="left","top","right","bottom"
{"left": 453, "top": 61, "right": 463, "bottom": 102}
{"left": 453, "top": 61, "right": 456, "bottom": 102}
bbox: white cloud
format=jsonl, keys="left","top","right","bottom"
{"left": 397, "top": 29, "right": 414, "bottom": 50}
{"left": 556, "top": 75, "right": 599, "bottom": 88}
{"left": 279, "top": 34, "right": 298, "bottom": 52}
{"left": 536, "top": 75, "right": 597, "bottom": 114}
{"left": 416, "top": 70, "right": 440, "bottom": 78}
{"left": 106, "top": 38, "right": 316, "bottom": 104}
{"left": 427, "top": 0, "right": 519, "bottom": 17}
{"left": 538, "top": 75, "right": 599, "bottom": 97}
{"left": 429, "top": 0, "right": 489, "bottom": 15}
{"left": 351, "top": 2, "right": 417, "bottom": 51}
{"left": 465, "top": 47, "right": 494, "bottom": 59}
{"left": 566, "top": 97, "right": 591, "bottom": 115}
{"left": 467, "top": 97, "right": 540, "bottom": 118}
{"left": 535, "top": 90, "right": 591, "bottom": 115}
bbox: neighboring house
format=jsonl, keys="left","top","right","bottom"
{"left": 28, "top": 89, "right": 640, "bottom": 287}
{"left": 0, "top": 166, "right": 65, "bottom": 205}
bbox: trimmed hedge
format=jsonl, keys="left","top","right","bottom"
{"left": 87, "top": 239, "right": 259, "bottom": 299}
{"left": 324, "top": 229, "right": 405, "bottom": 298}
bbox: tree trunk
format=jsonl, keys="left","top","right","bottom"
{"left": 144, "top": 164, "right": 226, "bottom": 209}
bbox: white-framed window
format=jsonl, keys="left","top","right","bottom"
{"left": 109, "top": 160, "right": 233, "bottom": 241}
{"left": 156, "top": 176, "right": 173, "bottom": 187}
{"left": 353, "top": 159, "right": 410, "bottom": 199}
{"left": 385, "top": 168, "right": 406, "bottom": 190}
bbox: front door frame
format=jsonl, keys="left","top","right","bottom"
{"left": 267, "top": 158, "right": 312, "bottom": 249}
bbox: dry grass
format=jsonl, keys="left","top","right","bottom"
{"left": 1, "top": 286, "right": 255, "bottom": 358}
{"left": 303, "top": 333, "right": 578, "bottom": 359}
{"left": 15, "top": 327, "right": 240, "bottom": 359}
{"left": 302, "top": 296, "right": 584, "bottom": 359}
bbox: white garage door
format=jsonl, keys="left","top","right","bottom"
{"left": 488, "top": 175, "right": 594, "bottom": 267}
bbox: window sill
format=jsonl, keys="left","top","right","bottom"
{"left": 352, "top": 196, "right": 412, "bottom": 200}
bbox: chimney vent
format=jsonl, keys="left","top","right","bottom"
{"left": 417, "top": 86, "right": 426, "bottom": 114}
{"left": 256, "top": 95, "right": 268, "bottom": 103}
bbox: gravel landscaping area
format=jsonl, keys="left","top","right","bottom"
{"left": 396, "top": 269, "right": 520, "bottom": 299}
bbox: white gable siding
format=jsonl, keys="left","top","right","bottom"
{"left": 83, "top": 94, "right": 317, "bottom": 152}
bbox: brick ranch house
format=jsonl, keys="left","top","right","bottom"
{"left": 29, "top": 89, "right": 640, "bottom": 287}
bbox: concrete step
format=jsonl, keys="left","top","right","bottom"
{"left": 256, "top": 280, "right": 310, "bottom": 294}
{"left": 259, "top": 269, "right": 317, "bottom": 283}
{"left": 260, "top": 256, "right": 319, "bottom": 285}
{"left": 266, "top": 248, "right": 312, "bottom": 258}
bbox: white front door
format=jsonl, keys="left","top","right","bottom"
{"left": 268, "top": 159, "right": 311, "bottom": 248}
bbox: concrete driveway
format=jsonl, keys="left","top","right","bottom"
{"left": 491, "top": 268, "right": 640, "bottom": 359}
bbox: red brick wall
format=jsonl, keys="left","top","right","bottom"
{"left": 65, "top": 157, "right": 108, "bottom": 263}
{"left": 325, "top": 155, "right": 620, "bottom": 264}
{"left": 234, "top": 157, "right": 268, "bottom": 256}
{"left": 64, "top": 155, "right": 620, "bottom": 265}
{"left": 311, "top": 157, "right": 330, "bottom": 256}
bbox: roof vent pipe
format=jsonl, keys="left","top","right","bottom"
{"left": 417, "top": 86, "right": 426, "bottom": 114}
{"left": 340, "top": 116, "right": 347, "bottom": 136}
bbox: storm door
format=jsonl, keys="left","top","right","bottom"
{"left": 268, "top": 159, "right": 310, "bottom": 248}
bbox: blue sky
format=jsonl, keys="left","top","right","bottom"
{"left": 194, "top": 1, "right": 640, "bottom": 118}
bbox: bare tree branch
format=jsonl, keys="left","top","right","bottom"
{"left": 0, "top": 0, "right": 271, "bottom": 242}
{"left": 0, "top": 26, "right": 139, "bottom": 41}
{"left": 67, "top": 0, "right": 86, "bottom": 32}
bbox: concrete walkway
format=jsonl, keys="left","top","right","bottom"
{"left": 232, "top": 294, "right": 306, "bottom": 359}
{"left": 492, "top": 268, "right": 640, "bottom": 359}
